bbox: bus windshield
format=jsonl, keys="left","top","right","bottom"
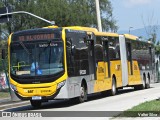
{"left": 10, "top": 40, "right": 64, "bottom": 76}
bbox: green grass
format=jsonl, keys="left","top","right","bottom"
{"left": 0, "top": 91, "right": 10, "bottom": 99}
{"left": 117, "top": 99, "right": 160, "bottom": 117}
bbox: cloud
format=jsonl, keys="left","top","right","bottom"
{"left": 123, "top": 0, "right": 152, "bottom": 7}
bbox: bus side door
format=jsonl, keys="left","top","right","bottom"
{"left": 87, "top": 39, "right": 96, "bottom": 78}
{"left": 103, "top": 40, "right": 110, "bottom": 78}
{"left": 126, "top": 41, "right": 134, "bottom": 84}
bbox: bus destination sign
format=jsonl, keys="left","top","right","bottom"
{"left": 18, "top": 33, "right": 54, "bottom": 41}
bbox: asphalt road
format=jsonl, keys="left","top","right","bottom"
{"left": 2, "top": 83, "right": 160, "bottom": 119}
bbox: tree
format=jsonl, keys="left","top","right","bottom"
{"left": 0, "top": 0, "right": 118, "bottom": 72}
{"left": 141, "top": 13, "right": 159, "bottom": 44}
{"left": 141, "top": 12, "right": 160, "bottom": 56}
{"left": 0, "top": 0, "right": 118, "bottom": 33}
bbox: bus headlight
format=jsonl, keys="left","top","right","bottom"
{"left": 57, "top": 81, "right": 66, "bottom": 89}
{"left": 10, "top": 84, "right": 17, "bottom": 92}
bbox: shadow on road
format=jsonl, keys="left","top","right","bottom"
{"left": 4, "top": 87, "right": 153, "bottom": 112}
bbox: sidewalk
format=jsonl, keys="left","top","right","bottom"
{"left": 0, "top": 97, "right": 11, "bottom": 104}
{"left": 0, "top": 96, "right": 30, "bottom": 110}
{"left": 0, "top": 90, "right": 12, "bottom": 105}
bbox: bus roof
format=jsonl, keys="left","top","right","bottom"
{"left": 63, "top": 26, "right": 119, "bottom": 37}
{"left": 63, "top": 26, "right": 98, "bottom": 32}
{"left": 44, "top": 26, "right": 119, "bottom": 37}
{"left": 94, "top": 32, "right": 119, "bottom": 37}
{"left": 124, "top": 34, "right": 138, "bottom": 40}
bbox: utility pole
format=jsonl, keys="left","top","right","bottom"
{"left": 129, "top": 27, "right": 133, "bottom": 34}
{"left": 95, "top": 0, "right": 102, "bottom": 32}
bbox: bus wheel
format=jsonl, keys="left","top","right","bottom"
{"left": 79, "top": 84, "right": 87, "bottom": 103}
{"left": 30, "top": 100, "right": 42, "bottom": 108}
{"left": 110, "top": 77, "right": 116, "bottom": 96}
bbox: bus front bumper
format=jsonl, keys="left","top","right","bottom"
{"left": 15, "top": 89, "right": 60, "bottom": 101}
{"left": 11, "top": 84, "right": 60, "bottom": 101}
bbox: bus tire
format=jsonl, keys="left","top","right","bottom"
{"left": 78, "top": 84, "right": 87, "bottom": 103}
{"left": 30, "top": 100, "right": 42, "bottom": 108}
{"left": 141, "top": 75, "right": 146, "bottom": 89}
{"left": 110, "top": 77, "right": 116, "bottom": 96}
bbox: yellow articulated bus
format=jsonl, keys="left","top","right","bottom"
{"left": 5, "top": 26, "right": 154, "bottom": 107}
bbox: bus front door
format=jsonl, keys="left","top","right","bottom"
{"left": 87, "top": 40, "right": 96, "bottom": 79}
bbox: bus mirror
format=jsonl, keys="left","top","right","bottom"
{"left": 71, "top": 45, "right": 76, "bottom": 55}
{"left": 2, "top": 49, "right": 5, "bottom": 59}
{"left": 67, "top": 37, "right": 76, "bottom": 55}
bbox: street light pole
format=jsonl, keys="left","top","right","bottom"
{"left": 129, "top": 27, "right": 133, "bottom": 34}
{"left": 95, "top": 0, "right": 102, "bottom": 32}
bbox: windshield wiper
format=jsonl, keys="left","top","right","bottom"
{"left": 19, "top": 41, "right": 31, "bottom": 55}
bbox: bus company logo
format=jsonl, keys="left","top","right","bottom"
{"left": 2, "top": 112, "right": 11, "bottom": 117}
{"left": 98, "top": 66, "right": 104, "bottom": 73}
{"left": 28, "top": 90, "right": 34, "bottom": 93}
{"left": 116, "top": 64, "right": 121, "bottom": 71}
{"left": 41, "top": 90, "right": 51, "bottom": 93}
{"left": 134, "top": 64, "right": 138, "bottom": 70}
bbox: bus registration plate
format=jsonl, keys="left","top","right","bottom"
{"left": 32, "top": 96, "right": 42, "bottom": 100}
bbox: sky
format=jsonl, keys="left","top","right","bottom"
{"left": 111, "top": 0, "right": 160, "bottom": 31}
